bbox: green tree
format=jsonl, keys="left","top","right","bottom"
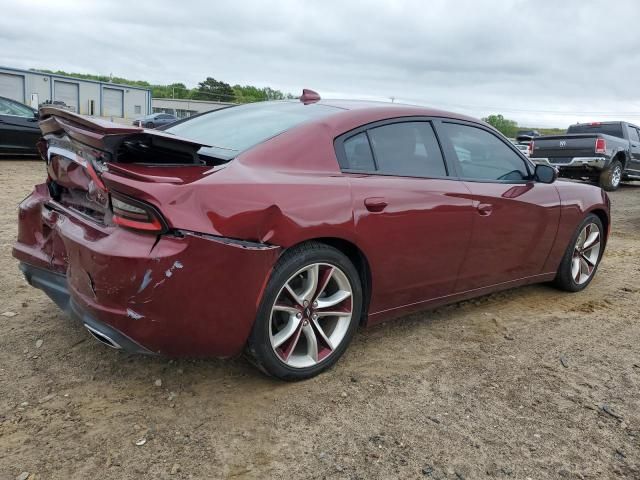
{"left": 193, "top": 77, "right": 235, "bottom": 102}
{"left": 482, "top": 114, "right": 519, "bottom": 138}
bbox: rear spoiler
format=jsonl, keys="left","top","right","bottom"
{"left": 38, "top": 107, "right": 210, "bottom": 160}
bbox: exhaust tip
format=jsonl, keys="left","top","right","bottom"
{"left": 84, "top": 324, "right": 122, "bottom": 350}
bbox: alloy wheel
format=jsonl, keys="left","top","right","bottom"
{"left": 269, "top": 262, "right": 353, "bottom": 368}
{"left": 571, "top": 222, "right": 601, "bottom": 285}
{"left": 611, "top": 165, "right": 622, "bottom": 188}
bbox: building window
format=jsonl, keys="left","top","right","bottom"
{"left": 175, "top": 109, "right": 198, "bottom": 119}
{"left": 134, "top": 105, "right": 141, "bottom": 114}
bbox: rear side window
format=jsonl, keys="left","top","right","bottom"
{"left": 567, "top": 123, "right": 624, "bottom": 138}
{"left": 368, "top": 122, "right": 447, "bottom": 177}
{"left": 440, "top": 123, "right": 529, "bottom": 181}
{"left": 339, "top": 121, "right": 447, "bottom": 178}
{"left": 343, "top": 132, "right": 376, "bottom": 170}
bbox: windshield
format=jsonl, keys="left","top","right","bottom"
{"left": 567, "top": 123, "right": 624, "bottom": 138}
{"left": 165, "top": 101, "right": 339, "bottom": 160}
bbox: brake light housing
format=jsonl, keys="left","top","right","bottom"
{"left": 528, "top": 141, "right": 534, "bottom": 156}
{"left": 595, "top": 138, "right": 606, "bottom": 155}
{"left": 110, "top": 192, "right": 167, "bottom": 233}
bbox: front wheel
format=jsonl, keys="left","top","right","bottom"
{"left": 247, "top": 242, "right": 362, "bottom": 380}
{"left": 599, "top": 159, "right": 622, "bottom": 191}
{"left": 553, "top": 214, "right": 604, "bottom": 292}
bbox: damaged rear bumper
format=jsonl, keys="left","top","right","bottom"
{"left": 20, "top": 263, "right": 153, "bottom": 354}
{"left": 13, "top": 188, "right": 281, "bottom": 357}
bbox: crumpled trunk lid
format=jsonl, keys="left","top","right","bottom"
{"left": 39, "top": 107, "right": 213, "bottom": 225}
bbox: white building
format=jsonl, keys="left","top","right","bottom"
{"left": 0, "top": 66, "right": 152, "bottom": 120}
{"left": 152, "top": 97, "right": 235, "bottom": 119}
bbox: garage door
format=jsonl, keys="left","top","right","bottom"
{"left": 54, "top": 81, "right": 79, "bottom": 112}
{"left": 103, "top": 87, "right": 123, "bottom": 117}
{"left": 0, "top": 73, "right": 25, "bottom": 102}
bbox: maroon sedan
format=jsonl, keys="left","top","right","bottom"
{"left": 13, "top": 92, "right": 609, "bottom": 380}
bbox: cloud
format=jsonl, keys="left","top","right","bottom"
{"left": 2, "top": 0, "right": 640, "bottom": 127}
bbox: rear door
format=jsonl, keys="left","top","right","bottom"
{"left": 336, "top": 119, "right": 475, "bottom": 316}
{"left": 436, "top": 121, "right": 561, "bottom": 292}
{"left": 626, "top": 124, "right": 640, "bottom": 172}
{"left": 0, "top": 97, "right": 39, "bottom": 154}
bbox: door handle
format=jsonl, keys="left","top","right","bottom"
{"left": 477, "top": 203, "right": 493, "bottom": 216}
{"left": 364, "top": 197, "right": 388, "bottom": 212}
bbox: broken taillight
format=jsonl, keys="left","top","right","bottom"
{"left": 110, "top": 193, "right": 167, "bottom": 233}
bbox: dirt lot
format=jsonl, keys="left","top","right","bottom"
{"left": 1, "top": 160, "right": 639, "bottom": 480}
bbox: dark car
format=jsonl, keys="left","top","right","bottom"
{"left": 14, "top": 92, "right": 610, "bottom": 380}
{"left": 529, "top": 121, "right": 640, "bottom": 190}
{"left": 0, "top": 96, "right": 40, "bottom": 156}
{"left": 516, "top": 130, "right": 541, "bottom": 144}
{"left": 132, "top": 112, "right": 178, "bottom": 128}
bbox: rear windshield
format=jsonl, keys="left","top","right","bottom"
{"left": 165, "top": 101, "right": 339, "bottom": 160}
{"left": 567, "top": 123, "right": 624, "bottom": 138}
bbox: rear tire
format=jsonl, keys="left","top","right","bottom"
{"left": 246, "top": 242, "right": 362, "bottom": 380}
{"left": 553, "top": 213, "right": 604, "bottom": 292}
{"left": 599, "top": 159, "right": 622, "bottom": 191}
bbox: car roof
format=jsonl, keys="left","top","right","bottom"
{"left": 309, "top": 98, "right": 479, "bottom": 122}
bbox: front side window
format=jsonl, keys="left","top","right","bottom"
{"left": 440, "top": 123, "right": 530, "bottom": 181}
{"left": 0, "top": 98, "right": 35, "bottom": 118}
{"left": 628, "top": 126, "right": 640, "bottom": 142}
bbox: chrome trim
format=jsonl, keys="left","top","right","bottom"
{"left": 531, "top": 157, "right": 607, "bottom": 168}
{"left": 84, "top": 324, "right": 122, "bottom": 349}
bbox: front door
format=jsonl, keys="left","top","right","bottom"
{"left": 626, "top": 125, "right": 640, "bottom": 173}
{"left": 436, "top": 121, "right": 561, "bottom": 292}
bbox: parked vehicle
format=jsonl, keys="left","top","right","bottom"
{"left": 0, "top": 96, "right": 40, "bottom": 156}
{"left": 14, "top": 93, "right": 610, "bottom": 380}
{"left": 515, "top": 143, "right": 530, "bottom": 157}
{"left": 529, "top": 121, "right": 640, "bottom": 191}
{"left": 516, "top": 129, "right": 541, "bottom": 143}
{"left": 39, "top": 100, "right": 74, "bottom": 112}
{"left": 133, "top": 112, "right": 178, "bottom": 128}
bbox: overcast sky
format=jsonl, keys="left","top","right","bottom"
{"left": 2, "top": 0, "right": 640, "bottom": 127}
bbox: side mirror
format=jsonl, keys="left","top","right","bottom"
{"left": 535, "top": 163, "right": 558, "bottom": 184}
{"left": 29, "top": 111, "right": 39, "bottom": 122}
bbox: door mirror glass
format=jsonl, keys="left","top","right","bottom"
{"left": 535, "top": 163, "right": 558, "bottom": 184}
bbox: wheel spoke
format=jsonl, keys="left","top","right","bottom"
{"left": 583, "top": 231, "right": 600, "bottom": 250}
{"left": 581, "top": 253, "right": 596, "bottom": 267}
{"left": 299, "top": 264, "right": 319, "bottom": 304}
{"left": 311, "top": 318, "right": 334, "bottom": 350}
{"left": 571, "top": 257, "right": 580, "bottom": 282}
{"left": 284, "top": 284, "right": 304, "bottom": 307}
{"left": 273, "top": 303, "right": 300, "bottom": 314}
{"left": 579, "top": 257, "right": 590, "bottom": 279}
{"left": 280, "top": 323, "right": 303, "bottom": 361}
{"left": 302, "top": 322, "right": 318, "bottom": 362}
{"left": 316, "top": 309, "right": 351, "bottom": 317}
{"left": 314, "top": 266, "right": 335, "bottom": 301}
{"left": 272, "top": 316, "right": 302, "bottom": 349}
{"left": 317, "top": 290, "right": 351, "bottom": 310}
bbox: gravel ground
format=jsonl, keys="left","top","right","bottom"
{"left": 1, "top": 160, "right": 639, "bottom": 480}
